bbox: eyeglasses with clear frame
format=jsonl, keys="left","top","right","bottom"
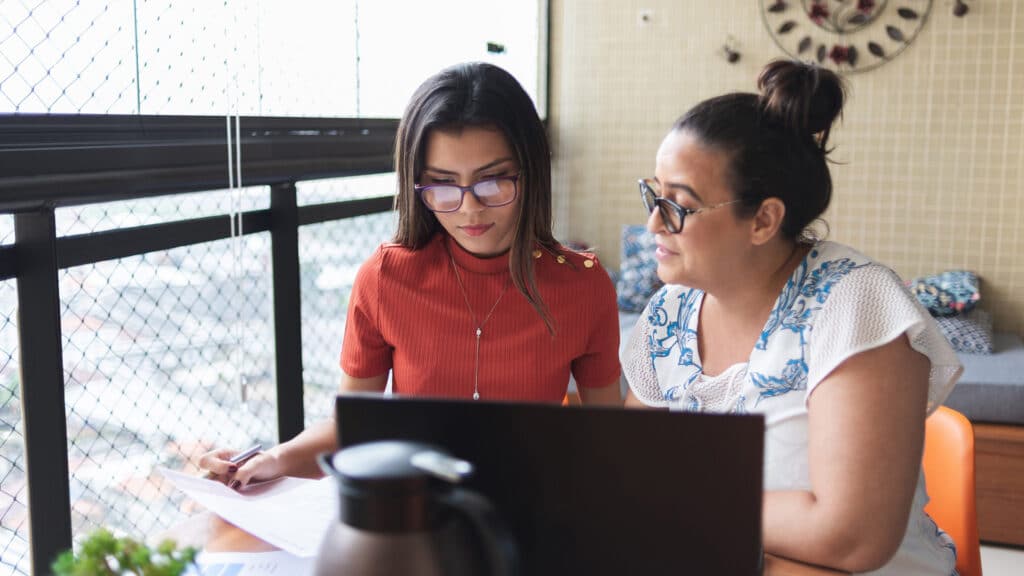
{"left": 638, "top": 178, "right": 741, "bottom": 234}
{"left": 415, "top": 174, "right": 520, "bottom": 213}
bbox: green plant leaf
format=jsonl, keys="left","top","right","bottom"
{"left": 51, "top": 529, "right": 198, "bottom": 576}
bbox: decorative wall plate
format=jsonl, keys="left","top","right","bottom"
{"left": 760, "top": 0, "right": 933, "bottom": 74}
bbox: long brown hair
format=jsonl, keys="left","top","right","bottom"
{"left": 393, "top": 62, "right": 559, "bottom": 333}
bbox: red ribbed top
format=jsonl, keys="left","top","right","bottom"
{"left": 341, "top": 233, "right": 620, "bottom": 403}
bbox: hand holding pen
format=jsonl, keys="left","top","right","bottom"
{"left": 202, "top": 443, "right": 262, "bottom": 479}
{"left": 199, "top": 443, "right": 281, "bottom": 490}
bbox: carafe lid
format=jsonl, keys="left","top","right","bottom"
{"left": 329, "top": 441, "right": 473, "bottom": 531}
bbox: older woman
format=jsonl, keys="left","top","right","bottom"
{"left": 623, "top": 60, "right": 961, "bottom": 575}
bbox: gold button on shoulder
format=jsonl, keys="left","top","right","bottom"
{"left": 583, "top": 259, "right": 594, "bottom": 269}
{"left": 556, "top": 255, "right": 566, "bottom": 264}
{"left": 532, "top": 249, "right": 542, "bottom": 259}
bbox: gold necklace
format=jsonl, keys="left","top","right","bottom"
{"left": 448, "top": 249, "right": 512, "bottom": 400}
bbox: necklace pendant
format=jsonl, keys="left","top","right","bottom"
{"left": 473, "top": 391, "right": 480, "bottom": 400}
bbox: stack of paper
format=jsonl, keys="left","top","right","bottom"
{"left": 159, "top": 468, "right": 336, "bottom": 557}
{"left": 185, "top": 551, "right": 315, "bottom": 576}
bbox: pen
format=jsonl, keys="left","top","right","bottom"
{"left": 228, "top": 443, "right": 263, "bottom": 465}
{"left": 203, "top": 443, "right": 262, "bottom": 479}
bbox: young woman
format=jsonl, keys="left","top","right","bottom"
{"left": 622, "top": 60, "right": 961, "bottom": 574}
{"left": 201, "top": 62, "right": 622, "bottom": 487}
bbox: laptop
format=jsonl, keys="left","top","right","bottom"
{"left": 335, "top": 395, "right": 764, "bottom": 576}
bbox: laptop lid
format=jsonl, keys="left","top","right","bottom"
{"left": 336, "top": 395, "right": 764, "bottom": 576}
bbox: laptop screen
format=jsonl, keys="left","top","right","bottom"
{"left": 335, "top": 394, "right": 764, "bottom": 576}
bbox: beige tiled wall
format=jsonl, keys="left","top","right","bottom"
{"left": 549, "top": 0, "right": 1024, "bottom": 335}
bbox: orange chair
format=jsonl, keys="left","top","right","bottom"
{"left": 922, "top": 405, "right": 983, "bottom": 576}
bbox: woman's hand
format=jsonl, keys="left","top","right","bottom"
{"left": 197, "top": 373, "right": 386, "bottom": 490}
{"left": 198, "top": 447, "right": 285, "bottom": 491}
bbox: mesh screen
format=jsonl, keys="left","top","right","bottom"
{"left": 297, "top": 176, "right": 396, "bottom": 424}
{"left": 55, "top": 187, "right": 268, "bottom": 237}
{"left": 0, "top": 215, "right": 29, "bottom": 576}
{"left": 0, "top": 1, "right": 543, "bottom": 117}
{"left": 59, "top": 231, "right": 276, "bottom": 544}
{"left": 0, "top": 186, "right": 398, "bottom": 574}
{"left": 0, "top": 279, "right": 28, "bottom": 576}
{"left": 296, "top": 173, "right": 395, "bottom": 206}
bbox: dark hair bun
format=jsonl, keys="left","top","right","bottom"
{"left": 757, "top": 60, "right": 846, "bottom": 148}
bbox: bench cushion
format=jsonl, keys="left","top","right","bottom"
{"left": 944, "top": 333, "right": 1024, "bottom": 425}
{"left": 616, "top": 226, "right": 662, "bottom": 313}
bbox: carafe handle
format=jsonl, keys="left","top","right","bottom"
{"left": 438, "top": 488, "right": 519, "bottom": 576}
{"left": 316, "top": 451, "right": 338, "bottom": 477}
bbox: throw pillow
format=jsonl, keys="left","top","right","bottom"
{"left": 907, "top": 270, "right": 980, "bottom": 317}
{"left": 935, "top": 308, "right": 994, "bottom": 355}
{"left": 616, "top": 225, "right": 663, "bottom": 312}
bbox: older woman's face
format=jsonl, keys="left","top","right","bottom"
{"left": 646, "top": 130, "right": 747, "bottom": 289}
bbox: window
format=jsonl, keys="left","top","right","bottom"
{"left": 0, "top": 1, "right": 545, "bottom": 117}
{"left": 0, "top": 2, "right": 546, "bottom": 574}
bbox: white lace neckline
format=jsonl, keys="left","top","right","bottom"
{"left": 687, "top": 363, "right": 749, "bottom": 412}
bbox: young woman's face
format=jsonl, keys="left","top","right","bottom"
{"left": 647, "top": 130, "right": 748, "bottom": 288}
{"left": 420, "top": 125, "right": 521, "bottom": 257}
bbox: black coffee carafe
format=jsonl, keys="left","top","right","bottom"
{"left": 315, "top": 440, "right": 518, "bottom": 576}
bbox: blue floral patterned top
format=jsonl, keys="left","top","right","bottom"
{"left": 622, "top": 241, "right": 962, "bottom": 576}
{"left": 642, "top": 244, "right": 872, "bottom": 411}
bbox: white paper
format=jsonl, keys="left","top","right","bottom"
{"left": 186, "top": 551, "right": 315, "bottom": 576}
{"left": 159, "top": 467, "right": 336, "bottom": 557}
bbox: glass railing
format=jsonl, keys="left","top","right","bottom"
{"left": 0, "top": 114, "right": 397, "bottom": 576}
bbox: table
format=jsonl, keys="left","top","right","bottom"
{"left": 159, "top": 512, "right": 276, "bottom": 553}
{"left": 167, "top": 512, "right": 848, "bottom": 575}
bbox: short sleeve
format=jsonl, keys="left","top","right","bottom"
{"left": 621, "top": 296, "right": 669, "bottom": 407}
{"left": 807, "top": 264, "right": 962, "bottom": 414}
{"left": 340, "top": 246, "right": 393, "bottom": 378}
{"left": 570, "top": 256, "right": 623, "bottom": 389}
